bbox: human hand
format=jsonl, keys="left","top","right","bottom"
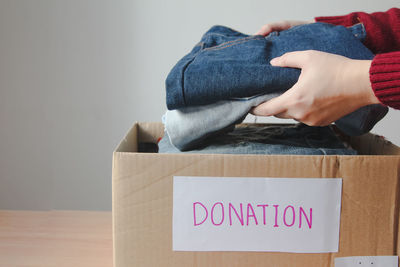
{"left": 255, "top": 20, "right": 315, "bottom": 36}
{"left": 251, "top": 50, "right": 380, "bottom": 126}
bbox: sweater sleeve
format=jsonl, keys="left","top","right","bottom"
{"left": 316, "top": 8, "right": 400, "bottom": 110}
{"left": 369, "top": 52, "right": 400, "bottom": 109}
{"left": 315, "top": 8, "right": 400, "bottom": 54}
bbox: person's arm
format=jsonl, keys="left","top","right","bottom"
{"left": 254, "top": 8, "right": 400, "bottom": 117}
{"left": 256, "top": 8, "right": 400, "bottom": 53}
{"left": 316, "top": 8, "right": 400, "bottom": 109}
{"left": 315, "top": 8, "right": 400, "bottom": 54}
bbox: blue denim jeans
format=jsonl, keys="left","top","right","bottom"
{"left": 158, "top": 124, "right": 357, "bottom": 155}
{"left": 167, "top": 23, "right": 373, "bottom": 108}
{"left": 165, "top": 23, "right": 388, "bottom": 136}
{"left": 164, "top": 94, "right": 388, "bottom": 151}
{"left": 164, "top": 93, "right": 279, "bottom": 151}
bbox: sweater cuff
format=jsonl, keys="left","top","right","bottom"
{"left": 370, "top": 52, "right": 400, "bottom": 109}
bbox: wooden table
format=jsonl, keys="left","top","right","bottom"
{"left": 0, "top": 210, "right": 113, "bottom": 267}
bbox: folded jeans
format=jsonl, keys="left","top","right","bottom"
{"left": 165, "top": 23, "right": 388, "bottom": 136}
{"left": 164, "top": 93, "right": 279, "bottom": 151}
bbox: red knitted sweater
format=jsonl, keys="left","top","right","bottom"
{"left": 315, "top": 8, "right": 400, "bottom": 109}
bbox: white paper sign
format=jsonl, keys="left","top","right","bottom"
{"left": 173, "top": 176, "right": 342, "bottom": 253}
{"left": 335, "top": 256, "right": 398, "bottom": 267}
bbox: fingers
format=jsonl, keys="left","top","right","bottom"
{"left": 255, "top": 24, "right": 273, "bottom": 36}
{"left": 255, "top": 20, "right": 313, "bottom": 36}
{"left": 270, "top": 50, "right": 315, "bottom": 69}
{"left": 251, "top": 51, "right": 313, "bottom": 117}
{"left": 255, "top": 21, "right": 290, "bottom": 36}
{"left": 251, "top": 92, "right": 289, "bottom": 117}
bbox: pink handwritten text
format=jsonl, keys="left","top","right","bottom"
{"left": 193, "top": 202, "right": 312, "bottom": 229}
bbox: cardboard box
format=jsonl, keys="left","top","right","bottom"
{"left": 112, "top": 122, "right": 400, "bottom": 267}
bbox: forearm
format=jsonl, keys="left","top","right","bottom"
{"left": 316, "top": 8, "right": 400, "bottom": 109}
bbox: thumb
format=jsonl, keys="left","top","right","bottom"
{"left": 270, "top": 50, "right": 312, "bottom": 69}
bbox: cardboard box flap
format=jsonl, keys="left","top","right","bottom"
{"left": 115, "top": 122, "right": 164, "bottom": 153}
{"left": 137, "top": 121, "right": 164, "bottom": 143}
{"left": 115, "top": 123, "right": 138, "bottom": 153}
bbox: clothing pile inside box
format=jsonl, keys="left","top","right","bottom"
{"left": 112, "top": 24, "right": 400, "bottom": 266}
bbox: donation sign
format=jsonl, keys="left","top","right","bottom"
{"left": 173, "top": 176, "right": 342, "bottom": 253}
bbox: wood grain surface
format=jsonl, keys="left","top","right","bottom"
{"left": 0, "top": 210, "right": 112, "bottom": 267}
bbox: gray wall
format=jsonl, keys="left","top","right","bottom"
{"left": 0, "top": 0, "right": 398, "bottom": 210}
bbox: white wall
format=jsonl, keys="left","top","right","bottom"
{"left": 0, "top": 0, "right": 398, "bottom": 210}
